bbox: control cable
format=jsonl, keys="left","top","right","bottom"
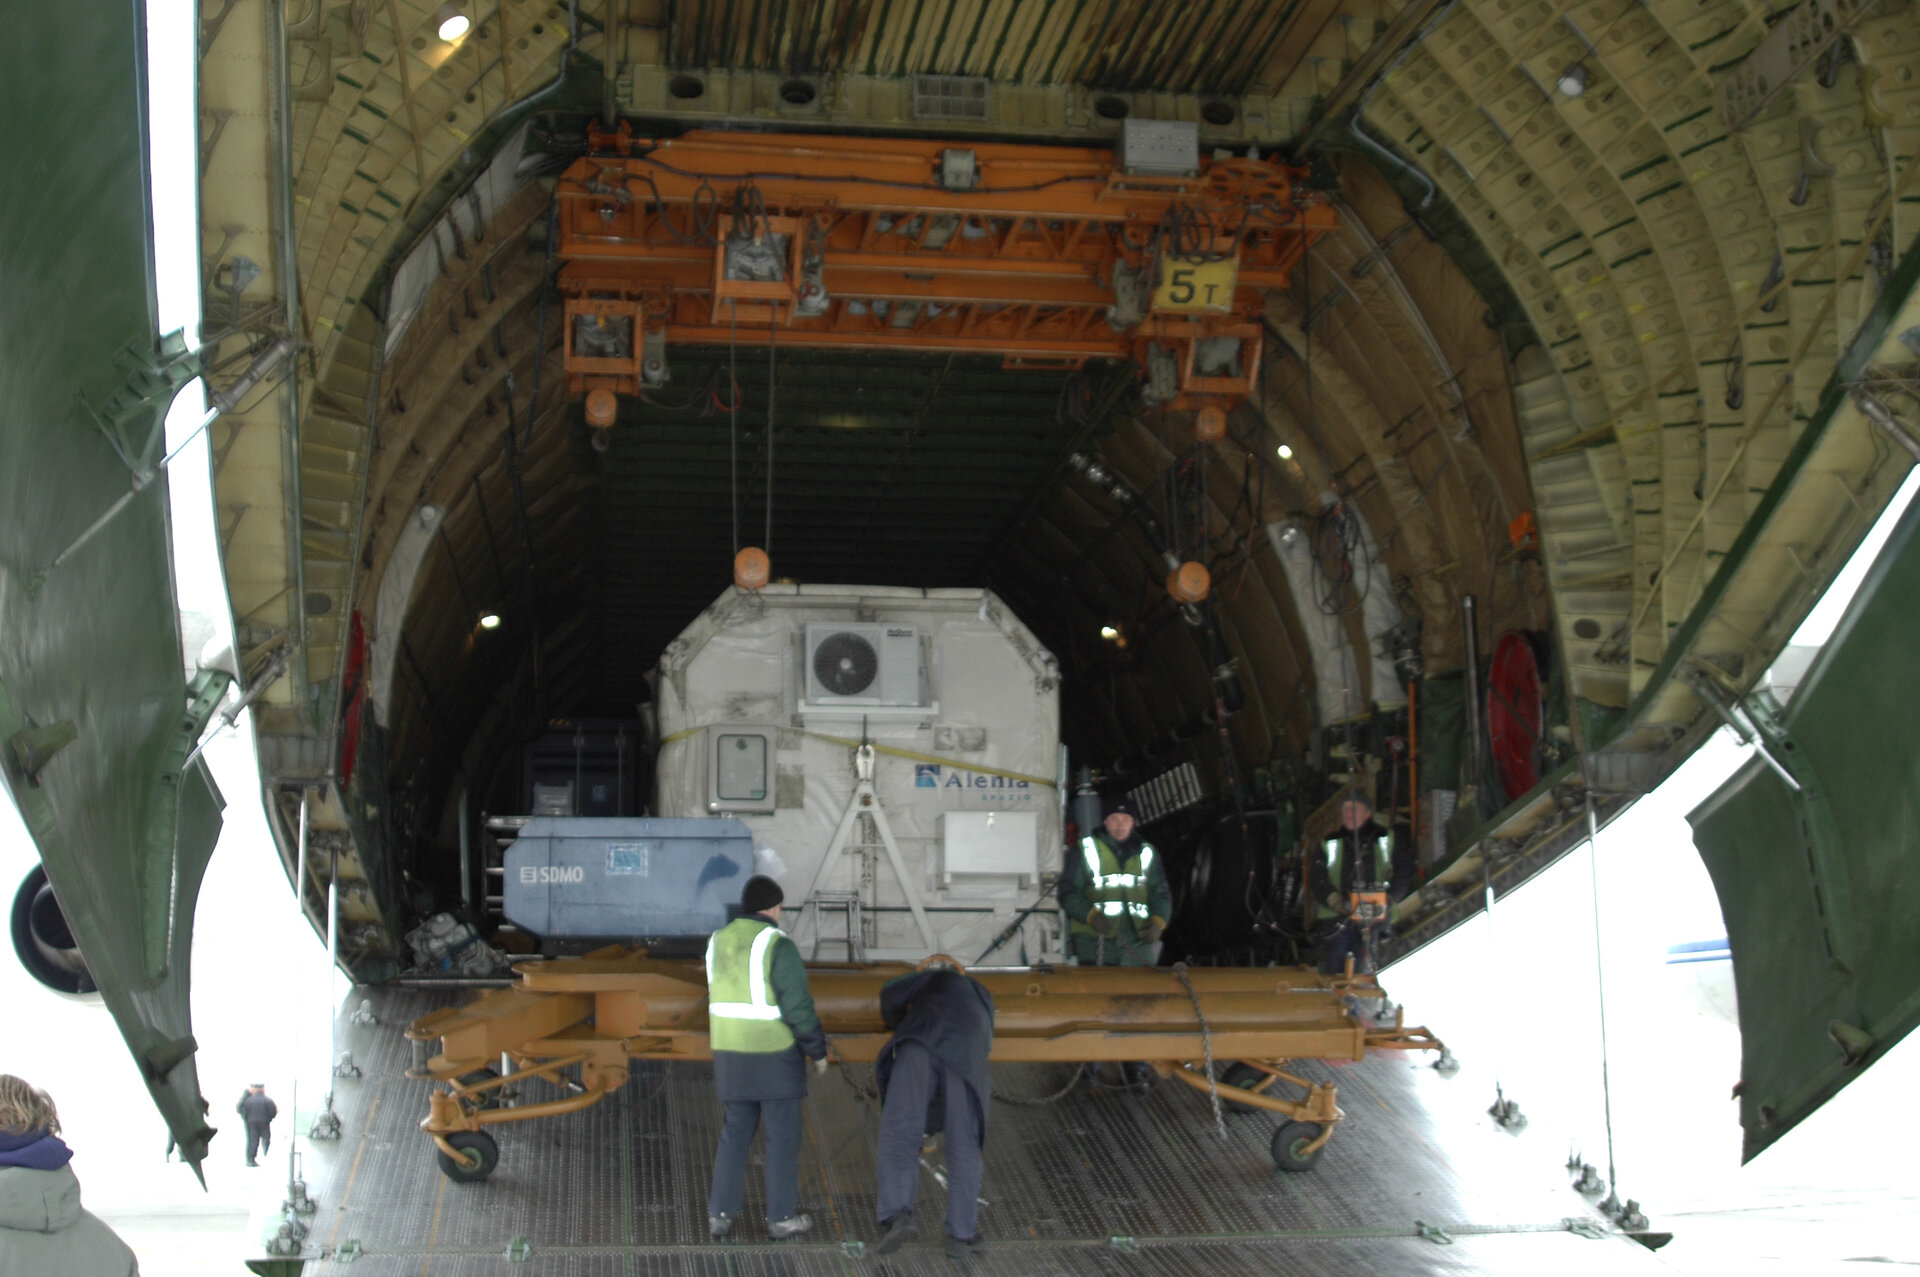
{"left": 1585, "top": 793, "right": 1622, "bottom": 1211}
{"left": 728, "top": 305, "right": 739, "bottom": 556}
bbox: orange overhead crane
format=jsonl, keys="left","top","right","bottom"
{"left": 555, "top": 125, "right": 1336, "bottom": 420}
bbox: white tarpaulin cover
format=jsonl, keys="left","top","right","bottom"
{"left": 654, "top": 585, "right": 1062, "bottom": 961}
{"left": 383, "top": 122, "right": 533, "bottom": 357}
{"left": 1266, "top": 519, "right": 1360, "bottom": 725}
{"left": 1265, "top": 508, "right": 1406, "bottom": 724}
{"left": 1352, "top": 509, "right": 1409, "bottom": 709}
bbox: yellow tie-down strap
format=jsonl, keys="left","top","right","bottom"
{"left": 657, "top": 724, "right": 1057, "bottom": 788}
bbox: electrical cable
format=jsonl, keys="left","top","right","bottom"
{"left": 728, "top": 304, "right": 739, "bottom": 556}
{"left": 1585, "top": 793, "right": 1621, "bottom": 1204}
{"left": 1309, "top": 502, "right": 1373, "bottom": 617}
{"left": 731, "top": 181, "right": 771, "bottom": 244}
{"left": 765, "top": 308, "right": 777, "bottom": 556}
{"left": 634, "top": 170, "right": 722, "bottom": 244}
{"left": 630, "top": 365, "right": 729, "bottom": 414}
{"left": 1296, "top": 253, "right": 1337, "bottom": 483}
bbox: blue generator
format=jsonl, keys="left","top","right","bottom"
{"left": 503, "top": 817, "right": 755, "bottom": 950}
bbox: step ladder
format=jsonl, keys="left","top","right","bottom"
{"left": 805, "top": 890, "right": 865, "bottom": 961}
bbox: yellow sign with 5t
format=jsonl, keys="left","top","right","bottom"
{"left": 1152, "top": 254, "right": 1239, "bottom": 314}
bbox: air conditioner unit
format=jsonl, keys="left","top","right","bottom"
{"left": 802, "top": 622, "right": 927, "bottom": 710}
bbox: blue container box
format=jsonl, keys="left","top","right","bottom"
{"left": 504, "top": 816, "right": 755, "bottom": 939}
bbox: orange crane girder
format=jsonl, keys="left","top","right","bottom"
{"left": 553, "top": 127, "right": 1336, "bottom": 411}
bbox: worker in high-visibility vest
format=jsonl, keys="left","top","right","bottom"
{"left": 1060, "top": 799, "right": 1172, "bottom": 967}
{"left": 705, "top": 875, "right": 828, "bottom": 1241}
{"left": 1310, "top": 789, "right": 1394, "bottom": 975}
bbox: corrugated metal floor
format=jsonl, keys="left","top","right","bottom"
{"left": 295, "top": 987, "right": 1670, "bottom": 1274}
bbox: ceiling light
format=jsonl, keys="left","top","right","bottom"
{"left": 1556, "top": 62, "right": 1588, "bottom": 97}
{"left": 478, "top": 613, "right": 501, "bottom": 630}
{"left": 434, "top": 4, "right": 470, "bottom": 41}
{"left": 1276, "top": 444, "right": 1294, "bottom": 460}
{"left": 1100, "top": 626, "right": 1119, "bottom": 640}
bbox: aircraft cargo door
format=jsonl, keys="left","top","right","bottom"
{"left": 1687, "top": 493, "right": 1920, "bottom": 1162}
{"left": 0, "top": 4, "right": 227, "bottom": 1165}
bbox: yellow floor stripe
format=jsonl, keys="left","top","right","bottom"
{"left": 420, "top": 1174, "right": 448, "bottom": 1274}
{"left": 324, "top": 1097, "right": 380, "bottom": 1252}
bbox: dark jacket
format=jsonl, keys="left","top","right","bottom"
{"left": 875, "top": 970, "right": 995, "bottom": 1144}
{"left": 712, "top": 921, "right": 828, "bottom": 1102}
{"left": 0, "top": 1133, "right": 139, "bottom": 1277}
{"left": 236, "top": 1093, "right": 277, "bottom": 1126}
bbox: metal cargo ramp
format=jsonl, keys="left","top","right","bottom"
{"left": 288, "top": 987, "right": 1669, "bottom": 1275}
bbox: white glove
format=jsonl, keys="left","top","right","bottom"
{"left": 811, "top": 1056, "right": 829, "bottom": 1076}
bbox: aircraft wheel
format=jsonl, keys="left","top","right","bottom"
{"left": 436, "top": 1130, "right": 499, "bottom": 1182}
{"left": 1218, "top": 1062, "right": 1273, "bottom": 1115}
{"left": 1271, "top": 1121, "right": 1325, "bottom": 1173}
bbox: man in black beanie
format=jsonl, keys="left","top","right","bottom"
{"left": 704, "top": 874, "right": 827, "bottom": 1240}
{"left": 1059, "top": 799, "right": 1171, "bottom": 966}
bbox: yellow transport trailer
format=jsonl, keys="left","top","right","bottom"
{"left": 406, "top": 949, "right": 1445, "bottom": 1181}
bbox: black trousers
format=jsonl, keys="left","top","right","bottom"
{"left": 245, "top": 1121, "right": 271, "bottom": 1163}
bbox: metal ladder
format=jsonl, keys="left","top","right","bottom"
{"left": 805, "top": 890, "right": 865, "bottom": 961}
{"left": 794, "top": 741, "right": 940, "bottom": 956}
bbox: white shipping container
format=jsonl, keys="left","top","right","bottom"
{"left": 652, "top": 585, "right": 1063, "bottom": 961}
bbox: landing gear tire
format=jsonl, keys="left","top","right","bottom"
{"left": 1271, "top": 1121, "right": 1325, "bottom": 1173}
{"left": 1218, "top": 1062, "right": 1273, "bottom": 1115}
{"left": 436, "top": 1130, "right": 499, "bottom": 1182}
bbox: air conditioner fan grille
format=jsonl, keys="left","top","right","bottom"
{"left": 812, "top": 631, "right": 879, "bottom": 696}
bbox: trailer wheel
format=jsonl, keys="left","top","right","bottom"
{"left": 1271, "top": 1121, "right": 1325, "bottom": 1172}
{"left": 436, "top": 1130, "right": 499, "bottom": 1182}
{"left": 1218, "top": 1063, "right": 1273, "bottom": 1115}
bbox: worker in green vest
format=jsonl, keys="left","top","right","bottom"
{"left": 1311, "top": 789, "right": 1394, "bottom": 975}
{"left": 705, "top": 875, "right": 828, "bottom": 1241}
{"left": 1061, "top": 799, "right": 1172, "bottom": 967}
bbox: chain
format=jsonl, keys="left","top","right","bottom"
{"left": 823, "top": 1037, "right": 882, "bottom": 1115}
{"left": 1172, "top": 962, "right": 1227, "bottom": 1138}
{"left": 991, "top": 1064, "right": 1085, "bottom": 1107}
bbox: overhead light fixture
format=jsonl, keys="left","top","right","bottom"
{"left": 478, "top": 613, "right": 501, "bottom": 630}
{"left": 1556, "top": 62, "right": 1588, "bottom": 97}
{"left": 1276, "top": 444, "right": 1294, "bottom": 460}
{"left": 434, "top": 4, "right": 470, "bottom": 41}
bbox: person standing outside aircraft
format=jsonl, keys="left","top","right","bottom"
{"left": 1061, "top": 799, "right": 1172, "bottom": 966}
{"left": 705, "top": 875, "right": 827, "bottom": 1241}
{"left": 236, "top": 1084, "right": 276, "bottom": 1167}
{"left": 0, "top": 1074, "right": 140, "bottom": 1276}
{"left": 873, "top": 965, "right": 995, "bottom": 1258}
